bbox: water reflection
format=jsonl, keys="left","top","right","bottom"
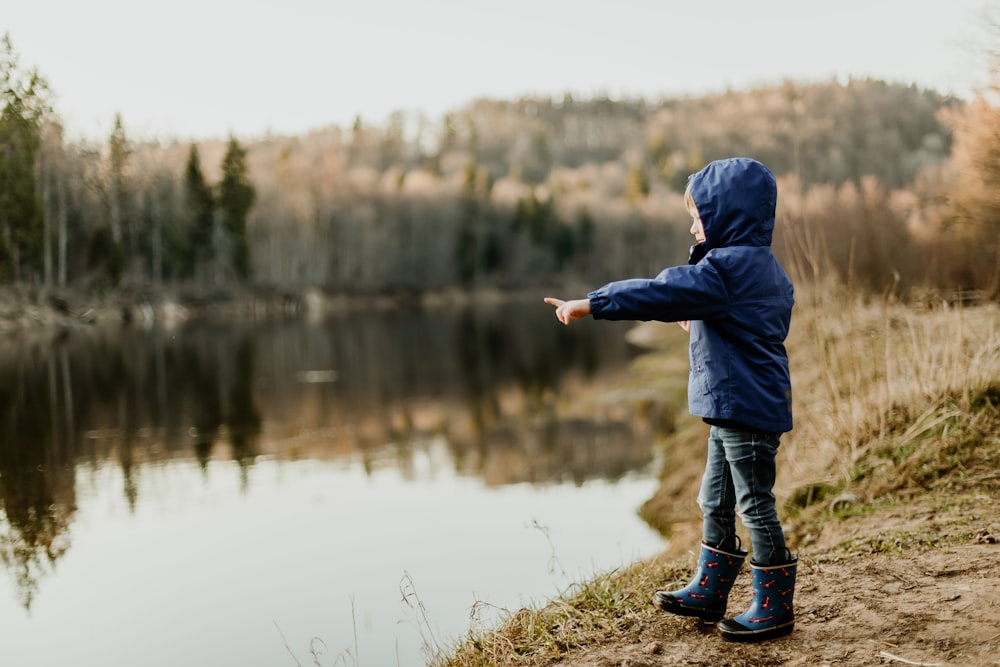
{"left": 0, "top": 300, "right": 659, "bottom": 612}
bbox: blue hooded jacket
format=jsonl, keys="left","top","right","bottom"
{"left": 588, "top": 158, "right": 793, "bottom": 433}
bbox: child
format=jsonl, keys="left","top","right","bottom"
{"left": 544, "top": 157, "right": 796, "bottom": 642}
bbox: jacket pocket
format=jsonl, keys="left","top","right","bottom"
{"left": 689, "top": 339, "right": 712, "bottom": 396}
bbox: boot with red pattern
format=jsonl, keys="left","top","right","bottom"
{"left": 652, "top": 539, "right": 747, "bottom": 622}
{"left": 717, "top": 550, "right": 796, "bottom": 642}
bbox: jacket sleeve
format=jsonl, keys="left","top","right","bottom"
{"left": 588, "top": 262, "right": 731, "bottom": 322}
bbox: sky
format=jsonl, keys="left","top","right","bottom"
{"left": 3, "top": 0, "right": 994, "bottom": 142}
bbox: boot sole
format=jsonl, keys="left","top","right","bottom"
{"left": 717, "top": 619, "right": 794, "bottom": 642}
{"left": 651, "top": 593, "right": 726, "bottom": 622}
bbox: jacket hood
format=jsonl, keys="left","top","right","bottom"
{"left": 687, "top": 158, "right": 777, "bottom": 253}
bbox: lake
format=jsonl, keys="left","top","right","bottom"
{"left": 0, "top": 299, "right": 670, "bottom": 666}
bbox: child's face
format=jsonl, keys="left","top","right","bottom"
{"left": 689, "top": 210, "right": 706, "bottom": 243}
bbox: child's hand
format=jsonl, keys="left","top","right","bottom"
{"left": 678, "top": 320, "right": 691, "bottom": 333}
{"left": 544, "top": 297, "right": 591, "bottom": 325}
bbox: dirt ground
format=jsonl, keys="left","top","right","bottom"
{"left": 537, "top": 489, "right": 1000, "bottom": 667}
{"left": 559, "top": 548, "right": 1000, "bottom": 667}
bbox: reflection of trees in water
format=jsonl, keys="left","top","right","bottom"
{"left": 453, "top": 415, "right": 654, "bottom": 486}
{"left": 227, "top": 303, "right": 665, "bottom": 483}
{"left": 0, "top": 302, "right": 679, "bottom": 606}
{"left": 227, "top": 339, "right": 262, "bottom": 490}
{"left": 445, "top": 306, "right": 657, "bottom": 484}
{"left": 0, "top": 326, "right": 264, "bottom": 606}
{"left": 0, "top": 466, "right": 74, "bottom": 610}
{"left": 0, "top": 343, "right": 77, "bottom": 609}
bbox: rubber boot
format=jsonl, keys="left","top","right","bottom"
{"left": 652, "top": 540, "right": 747, "bottom": 622}
{"left": 717, "top": 553, "right": 796, "bottom": 642}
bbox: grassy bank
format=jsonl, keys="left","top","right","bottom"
{"left": 433, "top": 283, "right": 1000, "bottom": 666}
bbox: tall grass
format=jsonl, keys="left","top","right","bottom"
{"left": 431, "top": 555, "right": 691, "bottom": 666}
{"left": 781, "top": 281, "right": 1000, "bottom": 490}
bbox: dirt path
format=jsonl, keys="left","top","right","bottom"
{"left": 532, "top": 492, "right": 1000, "bottom": 667}
{"left": 560, "top": 544, "right": 1000, "bottom": 667}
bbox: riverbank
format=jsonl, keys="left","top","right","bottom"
{"left": 0, "top": 283, "right": 576, "bottom": 336}
{"left": 435, "top": 286, "right": 1000, "bottom": 666}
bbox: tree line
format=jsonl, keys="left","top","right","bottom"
{"left": 2, "top": 35, "right": 256, "bottom": 292}
{"left": 2, "top": 30, "right": 998, "bottom": 301}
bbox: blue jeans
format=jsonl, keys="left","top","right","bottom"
{"left": 698, "top": 426, "right": 787, "bottom": 564}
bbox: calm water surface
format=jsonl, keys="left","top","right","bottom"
{"left": 0, "top": 301, "right": 671, "bottom": 666}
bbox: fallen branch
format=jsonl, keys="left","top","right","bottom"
{"left": 878, "top": 650, "right": 942, "bottom": 667}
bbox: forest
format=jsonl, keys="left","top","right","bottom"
{"left": 2, "top": 31, "right": 998, "bottom": 303}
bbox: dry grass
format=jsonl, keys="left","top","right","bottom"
{"left": 432, "top": 555, "right": 691, "bottom": 666}
{"left": 780, "top": 282, "right": 1000, "bottom": 493}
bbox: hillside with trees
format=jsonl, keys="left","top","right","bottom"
{"left": 2, "top": 30, "right": 997, "bottom": 307}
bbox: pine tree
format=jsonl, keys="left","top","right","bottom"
{"left": 218, "top": 135, "right": 256, "bottom": 281}
{"left": 182, "top": 144, "right": 215, "bottom": 283}
{"left": 454, "top": 163, "right": 480, "bottom": 286}
{"left": 108, "top": 114, "right": 130, "bottom": 244}
{"left": 0, "top": 33, "right": 49, "bottom": 283}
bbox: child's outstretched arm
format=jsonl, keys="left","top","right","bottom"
{"left": 543, "top": 297, "right": 591, "bottom": 325}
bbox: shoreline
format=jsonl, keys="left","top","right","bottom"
{"left": 0, "top": 284, "right": 580, "bottom": 337}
